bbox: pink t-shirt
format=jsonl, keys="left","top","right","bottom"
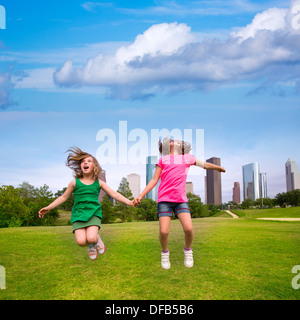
{"left": 156, "top": 153, "right": 196, "bottom": 203}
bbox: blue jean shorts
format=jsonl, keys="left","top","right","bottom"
{"left": 157, "top": 202, "right": 191, "bottom": 218}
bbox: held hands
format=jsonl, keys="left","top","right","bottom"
{"left": 133, "top": 196, "right": 142, "bottom": 207}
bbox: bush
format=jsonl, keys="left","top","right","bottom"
{"left": 187, "top": 192, "right": 209, "bottom": 218}
{"left": 0, "top": 186, "right": 31, "bottom": 228}
{"left": 136, "top": 198, "right": 157, "bottom": 221}
{"left": 0, "top": 184, "right": 59, "bottom": 228}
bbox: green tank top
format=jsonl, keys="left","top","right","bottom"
{"left": 71, "top": 178, "right": 102, "bottom": 223}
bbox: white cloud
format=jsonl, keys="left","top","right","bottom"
{"left": 231, "top": 7, "right": 288, "bottom": 41}
{"left": 54, "top": 2, "right": 300, "bottom": 100}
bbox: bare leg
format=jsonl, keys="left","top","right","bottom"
{"left": 74, "top": 228, "right": 88, "bottom": 247}
{"left": 75, "top": 226, "right": 99, "bottom": 246}
{"left": 177, "top": 212, "right": 194, "bottom": 249}
{"left": 86, "top": 226, "right": 99, "bottom": 245}
{"left": 159, "top": 216, "right": 171, "bottom": 252}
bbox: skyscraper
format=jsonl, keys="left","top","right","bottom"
{"left": 146, "top": 156, "right": 159, "bottom": 201}
{"left": 127, "top": 173, "right": 140, "bottom": 199}
{"left": 232, "top": 182, "right": 240, "bottom": 204}
{"left": 242, "top": 163, "right": 260, "bottom": 201}
{"left": 185, "top": 181, "right": 193, "bottom": 195}
{"left": 285, "top": 159, "right": 300, "bottom": 192}
{"left": 260, "top": 173, "right": 267, "bottom": 199}
{"left": 205, "top": 157, "right": 222, "bottom": 205}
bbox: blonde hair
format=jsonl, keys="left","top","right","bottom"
{"left": 66, "top": 146, "right": 102, "bottom": 181}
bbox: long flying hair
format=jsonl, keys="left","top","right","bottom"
{"left": 66, "top": 146, "right": 102, "bottom": 181}
{"left": 158, "top": 137, "right": 192, "bottom": 155}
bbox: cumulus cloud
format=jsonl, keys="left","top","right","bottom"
{"left": 54, "top": 1, "right": 300, "bottom": 99}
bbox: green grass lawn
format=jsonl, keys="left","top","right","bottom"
{"left": 1, "top": 209, "right": 299, "bottom": 300}
{"left": 231, "top": 206, "right": 300, "bottom": 218}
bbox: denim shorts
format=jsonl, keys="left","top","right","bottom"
{"left": 157, "top": 202, "right": 191, "bottom": 218}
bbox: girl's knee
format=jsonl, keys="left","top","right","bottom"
{"left": 87, "top": 234, "right": 98, "bottom": 244}
{"left": 76, "top": 238, "right": 87, "bottom": 247}
{"left": 160, "top": 229, "right": 169, "bottom": 237}
{"left": 184, "top": 226, "right": 194, "bottom": 235}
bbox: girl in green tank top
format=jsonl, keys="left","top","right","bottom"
{"left": 39, "top": 147, "right": 134, "bottom": 260}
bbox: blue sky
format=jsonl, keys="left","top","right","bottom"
{"left": 0, "top": 0, "right": 300, "bottom": 202}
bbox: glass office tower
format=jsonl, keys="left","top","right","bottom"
{"left": 242, "top": 162, "right": 260, "bottom": 201}
{"left": 146, "top": 156, "right": 160, "bottom": 201}
{"left": 260, "top": 173, "right": 267, "bottom": 199}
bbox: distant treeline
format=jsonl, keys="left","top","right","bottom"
{"left": 1, "top": 180, "right": 299, "bottom": 228}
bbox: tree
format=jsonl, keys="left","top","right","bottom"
{"left": 115, "top": 177, "right": 135, "bottom": 222}
{"left": 55, "top": 187, "right": 74, "bottom": 211}
{"left": 0, "top": 185, "right": 30, "bottom": 228}
{"left": 187, "top": 192, "right": 209, "bottom": 218}
{"left": 136, "top": 198, "right": 157, "bottom": 221}
{"left": 116, "top": 177, "right": 133, "bottom": 200}
{"left": 18, "top": 181, "right": 36, "bottom": 205}
{"left": 1, "top": 182, "right": 59, "bottom": 228}
{"left": 254, "top": 197, "right": 273, "bottom": 208}
{"left": 101, "top": 194, "right": 115, "bottom": 224}
{"left": 275, "top": 189, "right": 300, "bottom": 207}
{"left": 226, "top": 201, "right": 241, "bottom": 210}
{"left": 241, "top": 198, "right": 254, "bottom": 209}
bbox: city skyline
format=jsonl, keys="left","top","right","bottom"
{"left": 124, "top": 157, "right": 297, "bottom": 204}
{"left": 205, "top": 157, "right": 222, "bottom": 205}
{"left": 0, "top": 0, "right": 299, "bottom": 203}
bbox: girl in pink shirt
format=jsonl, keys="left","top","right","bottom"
{"left": 135, "top": 138, "right": 225, "bottom": 270}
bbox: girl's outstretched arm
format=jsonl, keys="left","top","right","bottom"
{"left": 134, "top": 166, "right": 162, "bottom": 205}
{"left": 194, "top": 159, "right": 226, "bottom": 172}
{"left": 39, "top": 180, "right": 75, "bottom": 218}
{"left": 100, "top": 180, "right": 134, "bottom": 206}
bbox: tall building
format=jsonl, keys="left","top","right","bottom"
{"left": 127, "top": 173, "right": 140, "bottom": 199}
{"left": 232, "top": 182, "right": 240, "bottom": 204}
{"left": 285, "top": 159, "right": 300, "bottom": 191}
{"left": 260, "top": 173, "right": 267, "bottom": 199}
{"left": 205, "top": 157, "right": 222, "bottom": 205}
{"left": 146, "top": 156, "right": 159, "bottom": 201}
{"left": 185, "top": 181, "right": 193, "bottom": 195}
{"left": 242, "top": 163, "right": 260, "bottom": 201}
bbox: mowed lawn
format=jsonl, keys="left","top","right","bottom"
{"left": 0, "top": 212, "right": 299, "bottom": 300}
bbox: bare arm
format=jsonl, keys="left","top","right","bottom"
{"left": 194, "top": 159, "right": 226, "bottom": 172}
{"left": 39, "top": 180, "right": 75, "bottom": 218}
{"left": 134, "top": 166, "right": 162, "bottom": 205}
{"left": 100, "top": 180, "right": 134, "bottom": 206}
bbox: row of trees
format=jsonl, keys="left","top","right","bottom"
{"left": 0, "top": 178, "right": 212, "bottom": 228}
{"left": 221, "top": 189, "right": 300, "bottom": 210}
{"left": 0, "top": 182, "right": 59, "bottom": 228}
{"left": 1, "top": 179, "right": 299, "bottom": 228}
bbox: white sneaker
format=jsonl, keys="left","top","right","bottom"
{"left": 88, "top": 244, "right": 98, "bottom": 260}
{"left": 96, "top": 236, "right": 105, "bottom": 255}
{"left": 184, "top": 248, "right": 194, "bottom": 268}
{"left": 161, "top": 250, "right": 171, "bottom": 270}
